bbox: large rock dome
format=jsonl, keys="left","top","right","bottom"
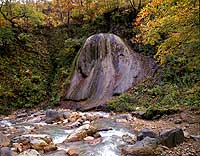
{"left": 63, "top": 33, "right": 157, "bottom": 110}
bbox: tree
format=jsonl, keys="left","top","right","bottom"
{"left": 0, "top": 0, "right": 45, "bottom": 30}
{"left": 135, "top": 0, "right": 200, "bottom": 84}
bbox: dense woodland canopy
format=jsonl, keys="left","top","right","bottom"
{"left": 0, "top": 0, "right": 199, "bottom": 114}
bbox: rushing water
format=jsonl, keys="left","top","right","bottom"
{"left": 0, "top": 111, "right": 135, "bottom": 156}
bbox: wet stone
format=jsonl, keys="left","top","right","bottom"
{"left": 122, "top": 133, "right": 137, "bottom": 144}
{"left": 17, "top": 149, "right": 41, "bottom": 156}
{"left": 44, "top": 143, "right": 57, "bottom": 153}
{"left": 67, "top": 147, "right": 79, "bottom": 156}
{"left": 65, "top": 124, "right": 97, "bottom": 142}
{"left": 83, "top": 136, "right": 94, "bottom": 141}
{"left": 30, "top": 138, "right": 48, "bottom": 150}
{"left": 45, "top": 110, "right": 64, "bottom": 124}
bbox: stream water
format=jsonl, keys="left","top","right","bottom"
{"left": 0, "top": 110, "right": 136, "bottom": 156}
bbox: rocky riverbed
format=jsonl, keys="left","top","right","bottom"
{"left": 0, "top": 109, "right": 200, "bottom": 156}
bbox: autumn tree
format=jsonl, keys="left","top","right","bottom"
{"left": 135, "top": 0, "right": 200, "bottom": 84}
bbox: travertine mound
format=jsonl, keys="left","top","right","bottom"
{"left": 64, "top": 33, "right": 157, "bottom": 110}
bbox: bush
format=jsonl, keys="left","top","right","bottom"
{"left": 107, "top": 93, "right": 136, "bottom": 112}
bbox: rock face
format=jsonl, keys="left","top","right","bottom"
{"left": 64, "top": 33, "right": 157, "bottom": 110}
{"left": 160, "top": 128, "right": 184, "bottom": 148}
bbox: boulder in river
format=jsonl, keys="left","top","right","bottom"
{"left": 0, "top": 132, "right": 10, "bottom": 146}
{"left": 43, "top": 143, "right": 57, "bottom": 153}
{"left": 65, "top": 124, "right": 97, "bottom": 142}
{"left": 122, "top": 133, "right": 137, "bottom": 144}
{"left": 30, "top": 138, "right": 48, "bottom": 151}
{"left": 45, "top": 109, "right": 64, "bottom": 124}
{"left": 63, "top": 33, "right": 157, "bottom": 110}
{"left": 17, "top": 149, "right": 41, "bottom": 156}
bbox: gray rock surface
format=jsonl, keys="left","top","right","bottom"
{"left": 64, "top": 33, "right": 157, "bottom": 110}
{"left": 191, "top": 135, "right": 200, "bottom": 141}
{"left": 137, "top": 128, "right": 157, "bottom": 141}
{"left": 17, "top": 149, "right": 41, "bottom": 156}
{"left": 0, "top": 132, "right": 10, "bottom": 146}
{"left": 0, "top": 147, "right": 13, "bottom": 156}
{"left": 45, "top": 109, "right": 64, "bottom": 124}
{"left": 160, "top": 128, "right": 184, "bottom": 148}
{"left": 122, "top": 137, "right": 159, "bottom": 155}
{"left": 65, "top": 124, "right": 97, "bottom": 142}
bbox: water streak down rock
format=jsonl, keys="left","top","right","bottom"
{"left": 64, "top": 33, "right": 157, "bottom": 110}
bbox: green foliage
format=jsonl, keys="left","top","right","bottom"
{"left": 107, "top": 80, "right": 199, "bottom": 113}
{"left": 143, "top": 105, "right": 179, "bottom": 119}
{"left": 116, "top": 0, "right": 200, "bottom": 112}
{"left": 47, "top": 30, "right": 85, "bottom": 106}
{"left": 0, "top": 28, "right": 16, "bottom": 54}
{"left": 136, "top": 0, "right": 200, "bottom": 82}
{"left": 13, "top": 75, "right": 46, "bottom": 108}
{"left": 107, "top": 93, "right": 136, "bottom": 112}
{"left": 0, "top": 31, "right": 51, "bottom": 113}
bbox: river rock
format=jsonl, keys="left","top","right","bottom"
{"left": 0, "top": 132, "right": 10, "bottom": 146}
{"left": 83, "top": 136, "right": 95, "bottom": 141}
{"left": 191, "top": 135, "right": 200, "bottom": 141}
{"left": 65, "top": 124, "right": 97, "bottom": 142}
{"left": 115, "top": 114, "right": 132, "bottom": 121}
{"left": 131, "top": 111, "right": 146, "bottom": 119}
{"left": 0, "top": 147, "right": 12, "bottom": 156}
{"left": 45, "top": 110, "right": 64, "bottom": 124}
{"left": 44, "top": 150, "right": 67, "bottom": 156}
{"left": 174, "top": 118, "right": 182, "bottom": 124}
{"left": 63, "top": 33, "right": 157, "bottom": 110}
{"left": 17, "top": 149, "right": 41, "bottom": 156}
{"left": 159, "top": 128, "right": 184, "bottom": 148}
{"left": 12, "top": 134, "right": 52, "bottom": 148}
{"left": 137, "top": 128, "right": 157, "bottom": 141}
{"left": 16, "top": 113, "right": 28, "bottom": 119}
{"left": 183, "top": 131, "right": 190, "bottom": 139}
{"left": 13, "top": 143, "right": 23, "bottom": 152}
{"left": 122, "top": 137, "right": 159, "bottom": 155}
{"left": 30, "top": 138, "right": 48, "bottom": 150}
{"left": 67, "top": 147, "right": 79, "bottom": 156}
{"left": 122, "top": 133, "right": 137, "bottom": 144}
{"left": 44, "top": 143, "right": 57, "bottom": 153}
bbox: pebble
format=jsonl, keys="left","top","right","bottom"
{"left": 84, "top": 136, "right": 95, "bottom": 141}
{"left": 174, "top": 119, "right": 182, "bottom": 124}
{"left": 67, "top": 147, "right": 78, "bottom": 156}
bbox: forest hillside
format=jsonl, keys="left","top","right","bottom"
{"left": 0, "top": 1, "right": 200, "bottom": 156}
{"left": 0, "top": 0, "right": 199, "bottom": 114}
